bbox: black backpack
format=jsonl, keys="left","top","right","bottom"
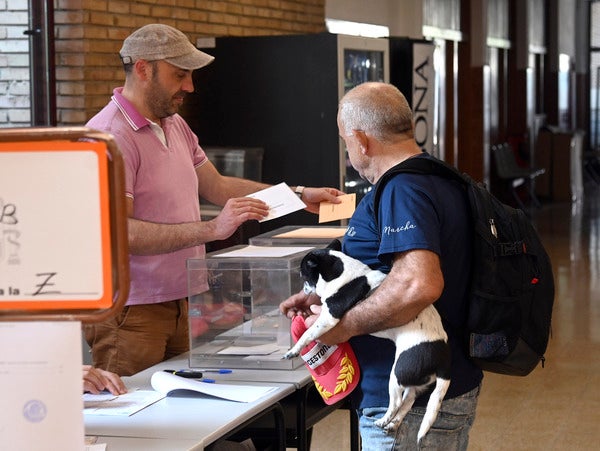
{"left": 373, "top": 155, "right": 555, "bottom": 376}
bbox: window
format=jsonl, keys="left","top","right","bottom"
{"left": 0, "top": 0, "right": 55, "bottom": 128}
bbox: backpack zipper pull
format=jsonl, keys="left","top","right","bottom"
{"left": 490, "top": 219, "right": 498, "bottom": 238}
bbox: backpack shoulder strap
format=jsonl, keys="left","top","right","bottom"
{"left": 373, "top": 155, "right": 470, "bottom": 226}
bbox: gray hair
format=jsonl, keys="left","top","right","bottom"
{"left": 338, "top": 82, "right": 413, "bottom": 143}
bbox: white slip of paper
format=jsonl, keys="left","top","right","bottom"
{"left": 83, "top": 389, "right": 165, "bottom": 416}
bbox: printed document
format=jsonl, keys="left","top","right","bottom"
{"left": 82, "top": 371, "right": 279, "bottom": 417}
{"left": 0, "top": 321, "right": 83, "bottom": 450}
{"left": 83, "top": 389, "right": 165, "bottom": 416}
{"left": 150, "top": 371, "right": 279, "bottom": 403}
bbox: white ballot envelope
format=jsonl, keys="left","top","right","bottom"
{"left": 246, "top": 182, "right": 306, "bottom": 222}
{"left": 0, "top": 321, "right": 83, "bottom": 450}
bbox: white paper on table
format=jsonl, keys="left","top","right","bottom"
{"left": 216, "top": 343, "right": 280, "bottom": 355}
{"left": 83, "top": 389, "right": 165, "bottom": 416}
{"left": 215, "top": 245, "right": 314, "bottom": 258}
{"left": 150, "top": 371, "right": 279, "bottom": 403}
{"left": 82, "top": 392, "right": 117, "bottom": 403}
{"left": 246, "top": 182, "right": 306, "bottom": 222}
{"left": 273, "top": 227, "right": 347, "bottom": 239}
{"left": 0, "top": 322, "right": 83, "bottom": 450}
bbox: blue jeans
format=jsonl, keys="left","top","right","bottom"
{"left": 358, "top": 385, "right": 480, "bottom": 451}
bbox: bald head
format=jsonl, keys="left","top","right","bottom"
{"left": 338, "top": 82, "right": 414, "bottom": 143}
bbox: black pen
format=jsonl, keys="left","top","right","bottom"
{"left": 164, "top": 369, "right": 203, "bottom": 379}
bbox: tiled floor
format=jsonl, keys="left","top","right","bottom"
{"left": 305, "top": 180, "right": 600, "bottom": 450}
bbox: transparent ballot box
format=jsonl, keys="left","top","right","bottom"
{"left": 249, "top": 225, "right": 347, "bottom": 247}
{"left": 187, "top": 245, "right": 314, "bottom": 370}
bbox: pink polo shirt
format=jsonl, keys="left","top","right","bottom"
{"left": 87, "top": 88, "right": 208, "bottom": 305}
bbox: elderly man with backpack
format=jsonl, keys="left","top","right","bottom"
{"left": 281, "top": 82, "right": 483, "bottom": 451}
{"left": 281, "top": 82, "right": 554, "bottom": 451}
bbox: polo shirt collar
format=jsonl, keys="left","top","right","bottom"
{"left": 111, "top": 87, "right": 150, "bottom": 131}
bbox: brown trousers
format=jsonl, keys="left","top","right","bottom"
{"left": 84, "top": 299, "right": 189, "bottom": 376}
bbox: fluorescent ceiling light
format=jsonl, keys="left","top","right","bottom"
{"left": 326, "top": 18, "right": 389, "bottom": 38}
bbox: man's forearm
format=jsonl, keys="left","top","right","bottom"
{"left": 331, "top": 251, "right": 443, "bottom": 342}
{"left": 127, "top": 217, "right": 218, "bottom": 255}
{"left": 207, "top": 176, "right": 270, "bottom": 206}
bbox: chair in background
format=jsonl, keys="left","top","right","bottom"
{"left": 492, "top": 143, "right": 545, "bottom": 210}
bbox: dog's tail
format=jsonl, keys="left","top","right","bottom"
{"left": 417, "top": 377, "right": 450, "bottom": 443}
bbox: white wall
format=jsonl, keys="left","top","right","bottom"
{"left": 325, "top": 0, "right": 425, "bottom": 38}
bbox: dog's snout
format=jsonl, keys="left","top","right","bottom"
{"left": 303, "top": 281, "right": 315, "bottom": 295}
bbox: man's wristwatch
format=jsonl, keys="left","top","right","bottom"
{"left": 294, "top": 185, "right": 305, "bottom": 199}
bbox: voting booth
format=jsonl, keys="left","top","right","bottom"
{"left": 187, "top": 245, "right": 315, "bottom": 370}
{"left": 0, "top": 127, "right": 129, "bottom": 450}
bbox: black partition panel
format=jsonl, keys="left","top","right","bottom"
{"left": 182, "top": 33, "right": 341, "bottom": 229}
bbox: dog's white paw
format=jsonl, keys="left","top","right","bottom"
{"left": 282, "top": 350, "right": 299, "bottom": 360}
{"left": 374, "top": 418, "right": 397, "bottom": 433}
{"left": 383, "top": 422, "right": 397, "bottom": 433}
{"left": 374, "top": 418, "right": 388, "bottom": 428}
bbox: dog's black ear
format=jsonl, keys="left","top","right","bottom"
{"left": 300, "top": 250, "right": 325, "bottom": 286}
{"left": 305, "top": 256, "right": 318, "bottom": 269}
{"left": 301, "top": 247, "right": 345, "bottom": 284}
{"left": 326, "top": 239, "right": 342, "bottom": 251}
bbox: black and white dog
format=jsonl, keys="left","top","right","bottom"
{"left": 284, "top": 241, "right": 451, "bottom": 443}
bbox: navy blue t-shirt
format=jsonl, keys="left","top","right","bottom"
{"left": 342, "top": 154, "right": 483, "bottom": 410}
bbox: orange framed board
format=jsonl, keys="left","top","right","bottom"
{"left": 0, "top": 128, "right": 129, "bottom": 320}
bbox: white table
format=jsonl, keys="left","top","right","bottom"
{"left": 87, "top": 436, "right": 204, "bottom": 451}
{"left": 143, "top": 354, "right": 358, "bottom": 451}
{"left": 85, "top": 359, "right": 294, "bottom": 450}
{"left": 85, "top": 353, "right": 359, "bottom": 451}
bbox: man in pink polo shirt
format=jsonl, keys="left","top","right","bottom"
{"left": 85, "top": 24, "right": 343, "bottom": 376}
